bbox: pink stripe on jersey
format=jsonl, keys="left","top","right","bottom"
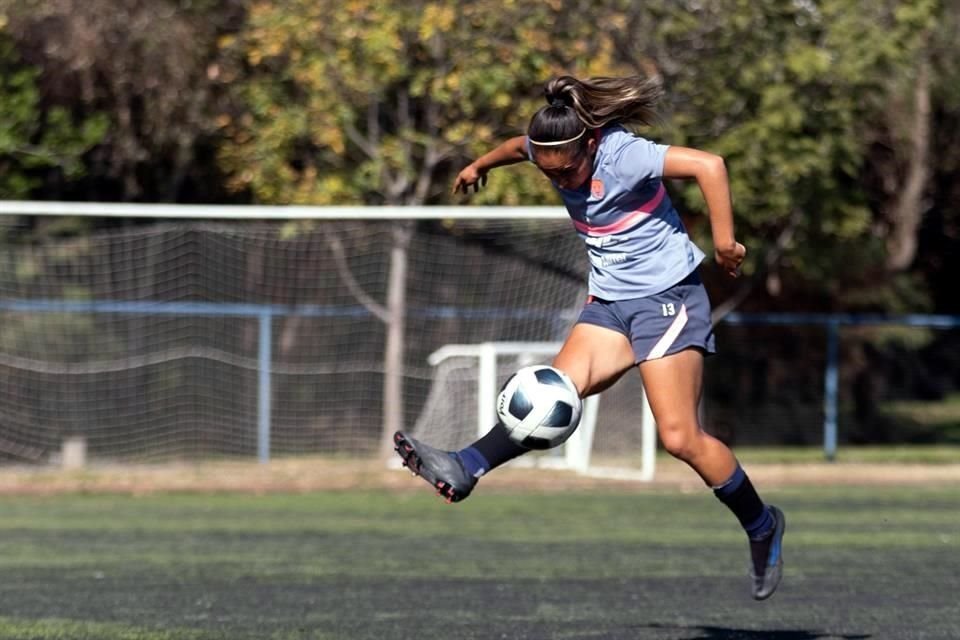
{"left": 572, "top": 183, "right": 666, "bottom": 236}
{"left": 647, "top": 303, "right": 688, "bottom": 360}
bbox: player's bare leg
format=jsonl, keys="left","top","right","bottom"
{"left": 638, "top": 348, "right": 735, "bottom": 485}
{"left": 552, "top": 322, "right": 636, "bottom": 398}
{"left": 639, "top": 348, "right": 785, "bottom": 600}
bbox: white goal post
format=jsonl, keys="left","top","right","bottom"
{"left": 424, "top": 341, "right": 657, "bottom": 481}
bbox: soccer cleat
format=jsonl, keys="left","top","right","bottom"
{"left": 393, "top": 431, "right": 477, "bottom": 503}
{"left": 749, "top": 505, "right": 786, "bottom": 600}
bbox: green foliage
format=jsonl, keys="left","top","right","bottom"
{"left": 0, "top": 0, "right": 241, "bottom": 202}
{"left": 881, "top": 393, "right": 960, "bottom": 443}
{"left": 218, "top": 0, "right": 947, "bottom": 309}
{"left": 0, "top": 32, "right": 107, "bottom": 198}
{"left": 218, "top": 0, "right": 641, "bottom": 205}
{"left": 653, "top": 0, "right": 936, "bottom": 296}
{"left": 0, "top": 1, "right": 951, "bottom": 311}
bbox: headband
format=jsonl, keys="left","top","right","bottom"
{"left": 528, "top": 128, "right": 587, "bottom": 147}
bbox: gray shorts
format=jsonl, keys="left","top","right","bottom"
{"left": 577, "top": 271, "right": 717, "bottom": 363}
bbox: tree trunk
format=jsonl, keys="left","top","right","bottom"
{"left": 885, "top": 57, "right": 932, "bottom": 272}
{"left": 380, "top": 220, "right": 412, "bottom": 456}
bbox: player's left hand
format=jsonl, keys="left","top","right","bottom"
{"left": 452, "top": 164, "right": 488, "bottom": 195}
{"left": 716, "top": 242, "right": 746, "bottom": 278}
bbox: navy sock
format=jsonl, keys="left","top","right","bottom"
{"left": 456, "top": 447, "right": 490, "bottom": 478}
{"left": 457, "top": 422, "right": 528, "bottom": 477}
{"left": 713, "top": 464, "right": 774, "bottom": 540}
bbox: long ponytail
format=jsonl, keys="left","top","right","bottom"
{"left": 527, "top": 75, "right": 662, "bottom": 155}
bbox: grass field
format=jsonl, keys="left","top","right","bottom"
{"left": 0, "top": 480, "right": 957, "bottom": 639}
{"left": 730, "top": 445, "right": 960, "bottom": 465}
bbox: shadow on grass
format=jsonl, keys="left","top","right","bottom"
{"left": 645, "top": 624, "right": 871, "bottom": 639}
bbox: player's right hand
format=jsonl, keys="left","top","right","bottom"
{"left": 452, "top": 164, "right": 488, "bottom": 195}
{"left": 715, "top": 241, "right": 747, "bottom": 278}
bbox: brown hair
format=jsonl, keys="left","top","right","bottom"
{"left": 528, "top": 75, "right": 663, "bottom": 156}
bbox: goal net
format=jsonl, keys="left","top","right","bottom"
{"left": 0, "top": 203, "right": 657, "bottom": 477}
{"left": 410, "top": 341, "right": 656, "bottom": 479}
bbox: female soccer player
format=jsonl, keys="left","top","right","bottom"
{"left": 394, "top": 75, "right": 786, "bottom": 600}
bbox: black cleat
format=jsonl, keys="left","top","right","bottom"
{"left": 749, "top": 505, "right": 786, "bottom": 600}
{"left": 393, "top": 431, "right": 477, "bottom": 503}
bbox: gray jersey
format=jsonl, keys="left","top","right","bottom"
{"left": 528, "top": 125, "right": 706, "bottom": 299}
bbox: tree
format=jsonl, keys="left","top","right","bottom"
{"left": 0, "top": 0, "right": 244, "bottom": 202}
{"left": 919, "top": 0, "right": 960, "bottom": 312}
{"left": 216, "top": 0, "right": 648, "bottom": 206}
{"left": 0, "top": 26, "right": 105, "bottom": 200}
{"left": 635, "top": 0, "right": 939, "bottom": 311}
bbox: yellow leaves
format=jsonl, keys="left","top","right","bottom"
{"left": 442, "top": 121, "right": 474, "bottom": 145}
{"left": 248, "top": 2, "right": 272, "bottom": 20}
{"left": 519, "top": 27, "right": 551, "bottom": 53}
{"left": 284, "top": 172, "right": 363, "bottom": 206}
{"left": 226, "top": 0, "right": 687, "bottom": 205}
{"left": 492, "top": 92, "right": 511, "bottom": 109}
{"left": 473, "top": 124, "right": 493, "bottom": 142}
{"left": 223, "top": 163, "right": 255, "bottom": 195}
{"left": 419, "top": 3, "right": 455, "bottom": 41}
{"left": 344, "top": 0, "right": 371, "bottom": 18}
{"left": 312, "top": 126, "right": 345, "bottom": 156}
{"left": 290, "top": 166, "right": 322, "bottom": 205}
{"left": 607, "top": 13, "right": 627, "bottom": 31}
{"left": 440, "top": 122, "right": 495, "bottom": 150}
{"left": 263, "top": 39, "right": 285, "bottom": 59}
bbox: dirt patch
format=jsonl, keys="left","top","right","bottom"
{"left": 0, "top": 456, "right": 958, "bottom": 496}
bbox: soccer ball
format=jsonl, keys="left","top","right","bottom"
{"left": 496, "top": 365, "right": 582, "bottom": 449}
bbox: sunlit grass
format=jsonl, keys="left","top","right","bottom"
{"left": 0, "top": 488, "right": 957, "bottom": 639}
{"left": 716, "top": 444, "right": 960, "bottom": 464}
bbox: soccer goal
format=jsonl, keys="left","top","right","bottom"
{"left": 410, "top": 341, "right": 657, "bottom": 481}
{"left": 0, "top": 201, "right": 657, "bottom": 479}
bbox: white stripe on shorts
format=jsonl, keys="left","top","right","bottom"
{"left": 646, "top": 303, "right": 688, "bottom": 360}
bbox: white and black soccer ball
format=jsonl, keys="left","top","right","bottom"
{"left": 496, "top": 365, "right": 582, "bottom": 450}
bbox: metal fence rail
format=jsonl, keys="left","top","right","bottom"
{"left": 2, "top": 298, "right": 958, "bottom": 462}
{"left": 725, "top": 313, "right": 960, "bottom": 459}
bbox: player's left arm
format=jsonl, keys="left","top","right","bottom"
{"left": 662, "top": 146, "right": 746, "bottom": 278}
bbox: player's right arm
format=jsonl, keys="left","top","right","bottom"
{"left": 452, "top": 136, "right": 528, "bottom": 194}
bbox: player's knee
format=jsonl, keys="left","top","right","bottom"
{"left": 658, "top": 420, "right": 701, "bottom": 462}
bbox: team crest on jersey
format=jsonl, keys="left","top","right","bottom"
{"left": 590, "top": 179, "right": 604, "bottom": 199}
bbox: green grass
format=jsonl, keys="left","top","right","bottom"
{"left": 880, "top": 392, "right": 960, "bottom": 442}
{"left": 726, "top": 444, "right": 960, "bottom": 464}
{"left": 0, "top": 488, "right": 957, "bottom": 639}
